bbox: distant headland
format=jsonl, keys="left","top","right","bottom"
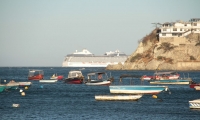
{"left": 106, "top": 18, "right": 200, "bottom": 70}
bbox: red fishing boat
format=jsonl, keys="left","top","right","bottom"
{"left": 190, "top": 81, "right": 200, "bottom": 88}
{"left": 64, "top": 71, "right": 84, "bottom": 84}
{"left": 28, "top": 70, "right": 44, "bottom": 80}
{"left": 50, "top": 73, "right": 64, "bottom": 80}
{"left": 142, "top": 71, "right": 180, "bottom": 80}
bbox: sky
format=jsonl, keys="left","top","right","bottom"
{"left": 0, "top": 0, "right": 199, "bottom": 67}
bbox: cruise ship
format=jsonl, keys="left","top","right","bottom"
{"left": 62, "top": 49, "right": 129, "bottom": 67}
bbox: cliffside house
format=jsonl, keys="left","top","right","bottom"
{"left": 159, "top": 18, "right": 200, "bottom": 38}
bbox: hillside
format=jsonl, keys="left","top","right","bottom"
{"left": 106, "top": 29, "right": 200, "bottom": 70}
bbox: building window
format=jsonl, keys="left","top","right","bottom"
{"left": 173, "top": 28, "right": 177, "bottom": 31}
{"left": 185, "top": 24, "right": 187, "bottom": 26}
{"left": 193, "top": 23, "right": 197, "bottom": 26}
{"left": 172, "top": 33, "right": 177, "bottom": 36}
{"left": 163, "top": 28, "right": 167, "bottom": 31}
{"left": 162, "top": 33, "right": 166, "bottom": 36}
{"left": 180, "top": 28, "right": 182, "bottom": 31}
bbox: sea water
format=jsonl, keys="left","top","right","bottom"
{"left": 0, "top": 67, "right": 200, "bottom": 120}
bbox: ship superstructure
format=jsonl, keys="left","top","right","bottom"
{"left": 62, "top": 49, "right": 129, "bottom": 67}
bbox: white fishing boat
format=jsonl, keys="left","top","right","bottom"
{"left": 18, "top": 82, "right": 32, "bottom": 88}
{"left": 189, "top": 99, "right": 200, "bottom": 109}
{"left": 39, "top": 80, "right": 58, "bottom": 83}
{"left": 62, "top": 49, "right": 129, "bottom": 67}
{"left": 85, "top": 72, "right": 114, "bottom": 86}
{"left": 12, "top": 104, "right": 20, "bottom": 108}
{"left": 95, "top": 94, "right": 143, "bottom": 101}
{"left": 149, "top": 79, "right": 192, "bottom": 85}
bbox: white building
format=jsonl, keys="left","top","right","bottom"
{"left": 159, "top": 18, "right": 200, "bottom": 37}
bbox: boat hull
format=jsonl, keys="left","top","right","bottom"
{"left": 50, "top": 75, "right": 64, "bottom": 80}
{"left": 109, "top": 85, "right": 168, "bottom": 94}
{"left": 18, "top": 82, "right": 32, "bottom": 88}
{"left": 150, "top": 79, "right": 191, "bottom": 85}
{"left": 28, "top": 75, "right": 44, "bottom": 80}
{"left": 0, "top": 85, "right": 6, "bottom": 92}
{"left": 85, "top": 81, "right": 111, "bottom": 86}
{"left": 189, "top": 99, "right": 200, "bottom": 109}
{"left": 190, "top": 84, "right": 200, "bottom": 88}
{"left": 5, "top": 82, "right": 19, "bottom": 90}
{"left": 95, "top": 94, "right": 143, "bottom": 101}
{"left": 39, "top": 80, "right": 58, "bottom": 83}
{"left": 64, "top": 78, "right": 83, "bottom": 84}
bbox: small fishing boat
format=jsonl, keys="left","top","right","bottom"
{"left": 64, "top": 71, "right": 84, "bottom": 84}
{"left": 189, "top": 99, "right": 200, "bottom": 109}
{"left": 95, "top": 94, "right": 143, "bottom": 101}
{"left": 5, "top": 80, "right": 19, "bottom": 90}
{"left": 142, "top": 71, "right": 180, "bottom": 81}
{"left": 85, "top": 72, "right": 114, "bottom": 86}
{"left": 28, "top": 69, "right": 44, "bottom": 80}
{"left": 109, "top": 74, "right": 168, "bottom": 94}
{"left": 50, "top": 73, "right": 63, "bottom": 80}
{"left": 149, "top": 79, "right": 192, "bottom": 85}
{"left": 189, "top": 81, "right": 200, "bottom": 89}
{"left": 12, "top": 104, "right": 20, "bottom": 108}
{"left": 149, "top": 72, "right": 192, "bottom": 85}
{"left": 39, "top": 80, "right": 58, "bottom": 83}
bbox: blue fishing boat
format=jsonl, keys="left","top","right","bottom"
{"left": 0, "top": 85, "right": 6, "bottom": 92}
{"left": 109, "top": 74, "right": 168, "bottom": 94}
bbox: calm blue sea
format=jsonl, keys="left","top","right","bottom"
{"left": 0, "top": 67, "right": 200, "bottom": 120}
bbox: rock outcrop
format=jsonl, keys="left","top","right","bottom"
{"left": 106, "top": 29, "right": 200, "bottom": 70}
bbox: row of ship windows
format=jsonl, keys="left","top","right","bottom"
{"left": 65, "top": 57, "right": 127, "bottom": 61}
{"left": 66, "top": 58, "right": 127, "bottom": 62}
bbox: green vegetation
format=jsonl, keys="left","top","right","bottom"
{"left": 130, "top": 54, "right": 142, "bottom": 62}
{"left": 142, "top": 28, "right": 158, "bottom": 45}
{"left": 157, "top": 42, "right": 177, "bottom": 53}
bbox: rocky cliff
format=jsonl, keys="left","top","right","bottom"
{"left": 106, "top": 29, "right": 200, "bottom": 70}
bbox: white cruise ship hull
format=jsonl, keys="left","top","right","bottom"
{"left": 62, "top": 62, "right": 125, "bottom": 67}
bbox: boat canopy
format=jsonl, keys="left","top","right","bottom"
{"left": 69, "top": 71, "right": 82, "bottom": 73}
{"left": 28, "top": 69, "right": 44, "bottom": 75}
{"left": 68, "top": 71, "right": 83, "bottom": 78}
{"left": 154, "top": 71, "right": 177, "bottom": 75}
{"left": 119, "top": 74, "right": 141, "bottom": 78}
